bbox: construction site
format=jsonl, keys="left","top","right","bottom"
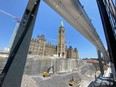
{"left": 0, "top": 0, "right": 116, "bottom": 87}
{"left": 0, "top": 54, "right": 98, "bottom": 87}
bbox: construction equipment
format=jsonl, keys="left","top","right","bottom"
{"left": 43, "top": 65, "right": 54, "bottom": 77}
{"left": 0, "top": 9, "right": 20, "bottom": 23}
{"left": 0, "top": 9, "right": 21, "bottom": 49}
{"left": 68, "top": 76, "right": 77, "bottom": 86}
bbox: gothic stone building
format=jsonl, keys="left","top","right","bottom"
{"left": 29, "top": 21, "right": 79, "bottom": 59}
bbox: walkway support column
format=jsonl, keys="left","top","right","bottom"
{"left": 0, "top": 0, "right": 40, "bottom": 87}
{"left": 96, "top": 0, "right": 116, "bottom": 71}
{"left": 97, "top": 49, "right": 104, "bottom": 76}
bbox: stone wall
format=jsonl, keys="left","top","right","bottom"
{"left": 25, "top": 57, "right": 78, "bottom": 75}
{"left": 0, "top": 56, "right": 78, "bottom": 75}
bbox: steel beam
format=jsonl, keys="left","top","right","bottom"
{"left": 44, "top": 0, "right": 108, "bottom": 58}
{"left": 0, "top": 0, "right": 40, "bottom": 87}
{"left": 97, "top": 49, "right": 104, "bottom": 76}
{"left": 96, "top": 0, "right": 116, "bottom": 70}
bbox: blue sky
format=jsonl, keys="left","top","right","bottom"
{"left": 0, "top": 0, "right": 107, "bottom": 58}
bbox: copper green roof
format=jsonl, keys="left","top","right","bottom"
{"left": 60, "top": 21, "right": 64, "bottom": 27}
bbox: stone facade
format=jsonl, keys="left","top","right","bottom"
{"left": 29, "top": 21, "right": 79, "bottom": 59}
{"left": 29, "top": 36, "right": 57, "bottom": 57}
{"left": 57, "top": 21, "right": 66, "bottom": 58}
{"left": 66, "top": 46, "right": 79, "bottom": 59}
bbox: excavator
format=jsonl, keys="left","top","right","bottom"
{"left": 68, "top": 76, "right": 77, "bottom": 86}
{"left": 43, "top": 65, "right": 54, "bottom": 77}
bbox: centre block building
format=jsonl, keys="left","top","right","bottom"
{"left": 28, "top": 21, "right": 79, "bottom": 59}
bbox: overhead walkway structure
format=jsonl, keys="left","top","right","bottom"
{"left": 44, "top": 0, "right": 108, "bottom": 58}
{"left": 89, "top": 0, "right": 116, "bottom": 86}
{"left": 96, "top": 0, "right": 116, "bottom": 68}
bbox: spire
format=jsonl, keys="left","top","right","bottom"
{"left": 60, "top": 21, "right": 64, "bottom": 27}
